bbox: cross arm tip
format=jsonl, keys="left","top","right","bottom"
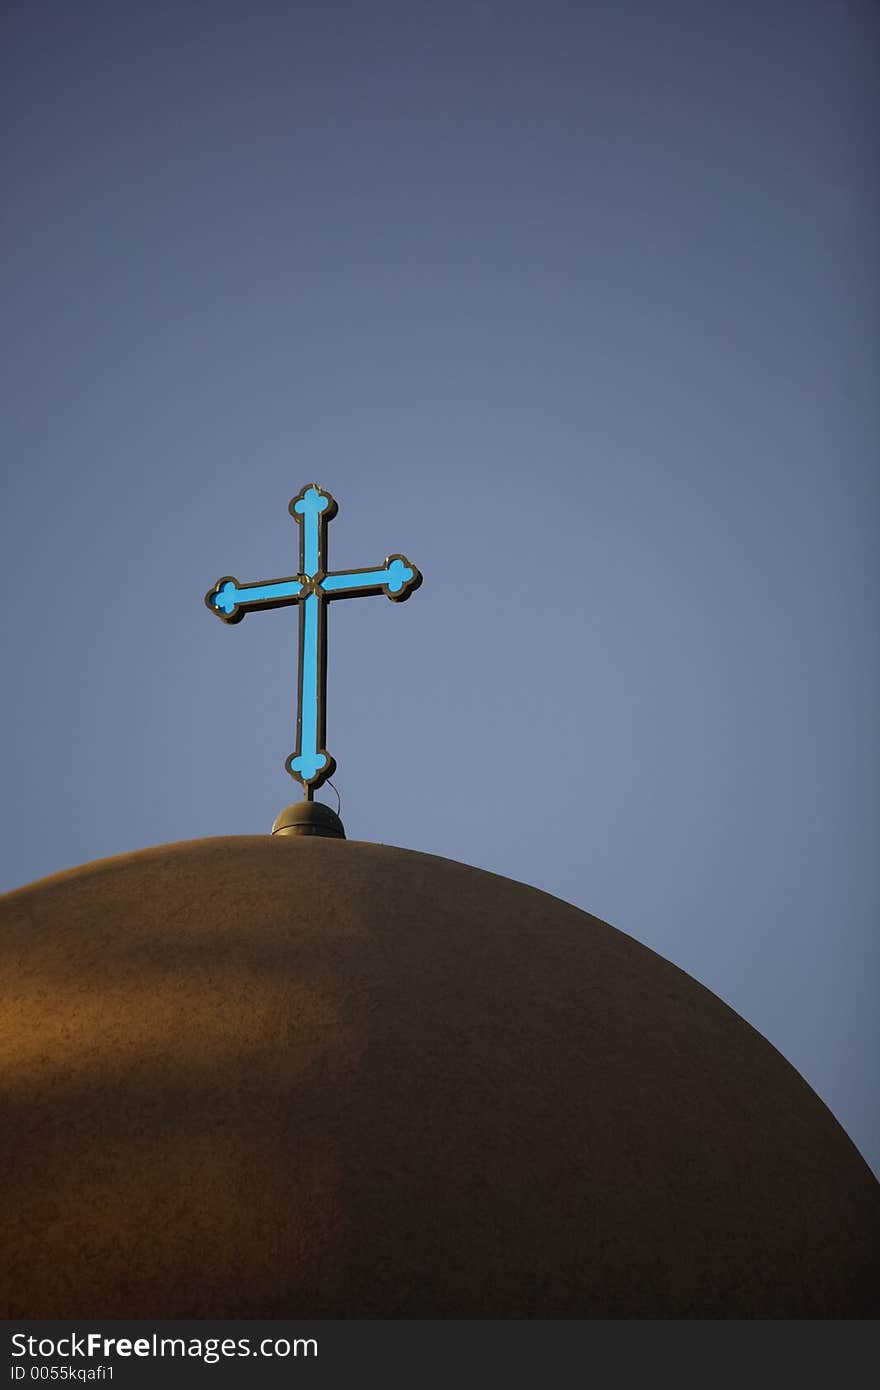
{"left": 205, "top": 576, "right": 246, "bottom": 623}
{"left": 384, "top": 555, "right": 422, "bottom": 602}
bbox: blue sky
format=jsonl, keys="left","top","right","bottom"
{"left": 3, "top": 0, "right": 878, "bottom": 1175}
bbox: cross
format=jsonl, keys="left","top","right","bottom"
{"left": 205, "top": 484, "right": 421, "bottom": 797}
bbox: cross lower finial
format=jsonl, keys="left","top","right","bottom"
{"left": 205, "top": 484, "right": 421, "bottom": 796}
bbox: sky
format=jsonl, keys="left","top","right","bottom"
{"left": 2, "top": 1, "right": 878, "bottom": 1177}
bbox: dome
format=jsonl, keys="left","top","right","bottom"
{"left": 2, "top": 836, "right": 877, "bottom": 1318}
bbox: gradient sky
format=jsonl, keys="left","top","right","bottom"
{"left": 3, "top": 1, "right": 878, "bottom": 1176}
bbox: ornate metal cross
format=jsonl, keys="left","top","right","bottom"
{"left": 206, "top": 484, "right": 421, "bottom": 797}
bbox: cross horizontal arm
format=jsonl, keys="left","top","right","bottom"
{"left": 320, "top": 555, "right": 421, "bottom": 602}
{"left": 205, "top": 575, "right": 304, "bottom": 624}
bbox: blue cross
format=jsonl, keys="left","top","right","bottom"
{"left": 206, "top": 484, "right": 421, "bottom": 796}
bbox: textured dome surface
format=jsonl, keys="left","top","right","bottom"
{"left": 1, "top": 836, "right": 878, "bottom": 1318}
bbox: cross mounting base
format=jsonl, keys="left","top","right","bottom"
{"left": 271, "top": 801, "right": 347, "bottom": 840}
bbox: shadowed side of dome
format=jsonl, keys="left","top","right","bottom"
{"left": 1, "top": 836, "right": 878, "bottom": 1318}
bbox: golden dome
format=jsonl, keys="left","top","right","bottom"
{"left": 2, "top": 836, "right": 877, "bottom": 1317}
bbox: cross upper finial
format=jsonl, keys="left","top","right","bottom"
{"left": 205, "top": 485, "right": 421, "bottom": 796}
